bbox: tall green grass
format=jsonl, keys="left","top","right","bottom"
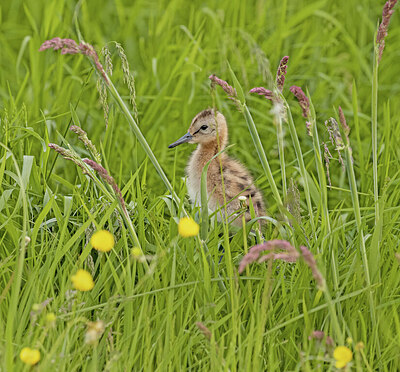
{"left": 1, "top": 0, "right": 400, "bottom": 370}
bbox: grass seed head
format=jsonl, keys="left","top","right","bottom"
{"left": 300, "top": 246, "right": 325, "bottom": 290}
{"left": 39, "top": 38, "right": 108, "bottom": 83}
{"left": 48, "top": 143, "right": 89, "bottom": 174}
{"left": 309, "top": 330, "right": 334, "bottom": 346}
{"left": 115, "top": 42, "right": 138, "bottom": 122}
{"left": 238, "top": 240, "right": 300, "bottom": 274}
{"left": 324, "top": 118, "right": 345, "bottom": 169}
{"left": 250, "top": 86, "right": 287, "bottom": 121}
{"left": 83, "top": 158, "right": 127, "bottom": 214}
{"left": 209, "top": 74, "right": 241, "bottom": 109}
{"left": 70, "top": 125, "right": 101, "bottom": 163}
{"left": 209, "top": 74, "right": 236, "bottom": 97}
{"left": 196, "top": 322, "right": 212, "bottom": 341}
{"left": 338, "top": 106, "right": 350, "bottom": 137}
{"left": 376, "top": 0, "right": 398, "bottom": 63}
{"left": 276, "top": 56, "right": 289, "bottom": 92}
{"left": 101, "top": 44, "right": 113, "bottom": 76}
{"left": 290, "top": 85, "right": 310, "bottom": 119}
{"left": 322, "top": 142, "right": 333, "bottom": 187}
{"left": 249, "top": 87, "right": 274, "bottom": 101}
{"left": 39, "top": 37, "right": 79, "bottom": 53}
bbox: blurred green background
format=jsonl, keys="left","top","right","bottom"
{"left": 2, "top": 0, "right": 399, "bottom": 199}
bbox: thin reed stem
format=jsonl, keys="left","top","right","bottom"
{"left": 276, "top": 115, "right": 287, "bottom": 200}
{"left": 343, "top": 125, "right": 380, "bottom": 356}
{"left": 280, "top": 95, "right": 316, "bottom": 237}
{"left": 225, "top": 65, "right": 283, "bottom": 209}
{"left": 372, "top": 51, "right": 379, "bottom": 227}
{"left": 309, "top": 98, "right": 331, "bottom": 235}
{"left": 242, "top": 105, "right": 283, "bottom": 208}
{"left": 105, "top": 79, "right": 184, "bottom": 214}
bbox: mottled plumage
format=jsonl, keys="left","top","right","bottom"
{"left": 169, "top": 109, "right": 265, "bottom": 226}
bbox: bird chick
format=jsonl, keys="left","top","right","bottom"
{"left": 168, "top": 109, "right": 265, "bottom": 226}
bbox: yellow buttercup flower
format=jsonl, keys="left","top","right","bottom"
{"left": 71, "top": 269, "right": 94, "bottom": 291}
{"left": 334, "top": 346, "right": 353, "bottom": 369}
{"left": 178, "top": 217, "right": 199, "bottom": 237}
{"left": 20, "top": 347, "right": 40, "bottom": 365}
{"left": 90, "top": 230, "right": 114, "bottom": 252}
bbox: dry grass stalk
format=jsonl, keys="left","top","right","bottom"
{"left": 70, "top": 125, "right": 101, "bottom": 163}
{"left": 82, "top": 158, "right": 127, "bottom": 215}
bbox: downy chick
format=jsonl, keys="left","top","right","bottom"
{"left": 168, "top": 109, "right": 265, "bottom": 226}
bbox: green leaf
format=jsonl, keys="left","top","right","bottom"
{"left": 70, "top": 103, "right": 81, "bottom": 127}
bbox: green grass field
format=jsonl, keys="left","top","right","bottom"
{"left": 1, "top": 0, "right": 400, "bottom": 370}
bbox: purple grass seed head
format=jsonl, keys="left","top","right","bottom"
{"left": 308, "top": 330, "right": 334, "bottom": 347}
{"left": 376, "top": 0, "right": 398, "bottom": 63}
{"left": 290, "top": 86, "right": 310, "bottom": 119}
{"left": 300, "top": 246, "right": 325, "bottom": 290}
{"left": 276, "top": 56, "right": 289, "bottom": 92}
{"left": 238, "top": 240, "right": 300, "bottom": 274}
{"left": 209, "top": 74, "right": 236, "bottom": 97}
{"left": 39, "top": 38, "right": 109, "bottom": 83}
{"left": 196, "top": 322, "right": 212, "bottom": 341}
{"left": 249, "top": 87, "right": 274, "bottom": 101}
{"left": 309, "top": 330, "right": 325, "bottom": 341}
{"left": 209, "top": 74, "right": 241, "bottom": 110}
{"left": 78, "top": 42, "right": 108, "bottom": 82}
{"left": 338, "top": 106, "right": 350, "bottom": 137}
{"left": 39, "top": 37, "right": 80, "bottom": 53}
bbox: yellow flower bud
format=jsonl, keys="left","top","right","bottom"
{"left": 71, "top": 269, "right": 94, "bottom": 291}
{"left": 90, "top": 230, "right": 115, "bottom": 252}
{"left": 20, "top": 347, "right": 40, "bottom": 365}
{"left": 46, "top": 312, "right": 56, "bottom": 324}
{"left": 178, "top": 217, "right": 199, "bottom": 237}
{"left": 131, "top": 247, "right": 142, "bottom": 257}
{"left": 355, "top": 342, "right": 364, "bottom": 351}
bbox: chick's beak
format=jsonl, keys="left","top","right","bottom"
{"left": 168, "top": 132, "right": 193, "bottom": 148}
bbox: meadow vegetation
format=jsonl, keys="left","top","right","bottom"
{"left": 1, "top": 0, "right": 400, "bottom": 370}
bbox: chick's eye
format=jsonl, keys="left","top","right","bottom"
{"left": 201, "top": 125, "right": 208, "bottom": 130}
